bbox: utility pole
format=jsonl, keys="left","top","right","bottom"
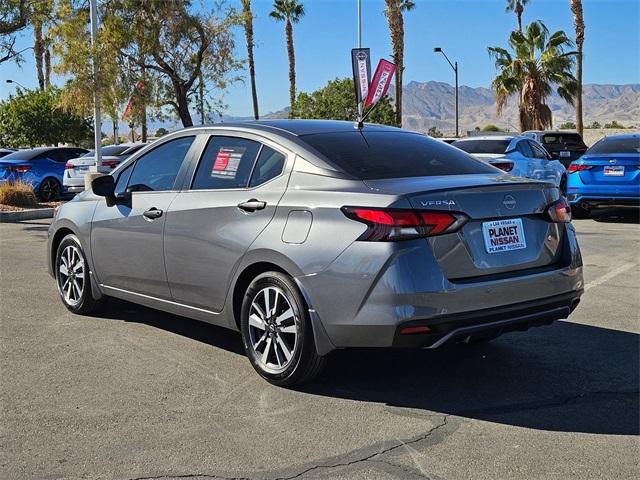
{"left": 357, "top": 0, "right": 363, "bottom": 123}
{"left": 434, "top": 47, "right": 459, "bottom": 137}
{"left": 89, "top": 0, "right": 102, "bottom": 164}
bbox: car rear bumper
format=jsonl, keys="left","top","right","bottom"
{"left": 391, "top": 290, "right": 581, "bottom": 348}
{"left": 298, "top": 224, "right": 584, "bottom": 349}
{"left": 567, "top": 194, "right": 640, "bottom": 208}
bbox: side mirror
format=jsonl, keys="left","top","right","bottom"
{"left": 91, "top": 175, "right": 116, "bottom": 206}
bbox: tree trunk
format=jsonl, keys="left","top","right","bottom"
{"left": 243, "top": 1, "right": 259, "bottom": 120}
{"left": 385, "top": 1, "right": 404, "bottom": 127}
{"left": 570, "top": 0, "right": 585, "bottom": 136}
{"left": 34, "top": 20, "right": 44, "bottom": 90}
{"left": 198, "top": 71, "right": 205, "bottom": 124}
{"left": 175, "top": 85, "right": 193, "bottom": 127}
{"left": 140, "top": 65, "right": 147, "bottom": 142}
{"left": 285, "top": 20, "right": 296, "bottom": 117}
{"left": 44, "top": 47, "right": 51, "bottom": 89}
{"left": 516, "top": 2, "right": 523, "bottom": 32}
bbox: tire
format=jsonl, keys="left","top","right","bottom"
{"left": 571, "top": 204, "right": 591, "bottom": 219}
{"left": 55, "top": 234, "right": 103, "bottom": 315}
{"left": 39, "top": 177, "right": 61, "bottom": 202}
{"left": 240, "top": 272, "right": 326, "bottom": 386}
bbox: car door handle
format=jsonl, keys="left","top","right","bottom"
{"left": 237, "top": 199, "right": 266, "bottom": 212}
{"left": 143, "top": 207, "right": 163, "bottom": 219}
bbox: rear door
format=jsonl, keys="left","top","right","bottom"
{"left": 91, "top": 136, "right": 197, "bottom": 299}
{"left": 164, "top": 134, "right": 291, "bottom": 312}
{"left": 530, "top": 141, "right": 563, "bottom": 187}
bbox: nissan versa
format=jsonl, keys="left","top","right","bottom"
{"left": 47, "top": 120, "right": 584, "bottom": 386}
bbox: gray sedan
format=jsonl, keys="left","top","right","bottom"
{"left": 47, "top": 120, "right": 584, "bottom": 386}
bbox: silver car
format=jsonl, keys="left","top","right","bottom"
{"left": 47, "top": 120, "right": 584, "bottom": 386}
{"left": 63, "top": 143, "right": 147, "bottom": 193}
{"left": 452, "top": 135, "right": 568, "bottom": 194}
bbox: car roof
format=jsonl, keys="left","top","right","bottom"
{"left": 183, "top": 119, "right": 402, "bottom": 137}
{"left": 454, "top": 135, "right": 517, "bottom": 142}
{"left": 599, "top": 133, "right": 640, "bottom": 141}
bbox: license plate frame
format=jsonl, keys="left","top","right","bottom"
{"left": 604, "top": 166, "right": 624, "bottom": 176}
{"left": 482, "top": 218, "right": 527, "bottom": 254}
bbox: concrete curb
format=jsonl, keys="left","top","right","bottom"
{"left": 0, "top": 208, "right": 54, "bottom": 223}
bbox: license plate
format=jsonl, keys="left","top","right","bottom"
{"left": 560, "top": 151, "right": 571, "bottom": 157}
{"left": 604, "top": 166, "right": 624, "bottom": 176}
{"left": 482, "top": 218, "right": 527, "bottom": 254}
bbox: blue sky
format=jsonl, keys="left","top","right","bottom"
{"left": 1, "top": 0, "right": 638, "bottom": 118}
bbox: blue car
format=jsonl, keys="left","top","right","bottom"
{"left": 0, "top": 147, "right": 88, "bottom": 201}
{"left": 567, "top": 134, "right": 640, "bottom": 218}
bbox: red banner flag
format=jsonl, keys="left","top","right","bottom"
{"left": 364, "top": 59, "right": 395, "bottom": 108}
{"left": 122, "top": 81, "right": 145, "bottom": 121}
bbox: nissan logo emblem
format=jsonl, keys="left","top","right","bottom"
{"left": 503, "top": 195, "right": 516, "bottom": 210}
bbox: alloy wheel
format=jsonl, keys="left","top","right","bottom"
{"left": 248, "top": 286, "right": 299, "bottom": 374}
{"left": 57, "top": 245, "right": 85, "bottom": 306}
{"left": 40, "top": 178, "right": 61, "bottom": 201}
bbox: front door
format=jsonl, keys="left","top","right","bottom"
{"left": 91, "top": 135, "right": 197, "bottom": 299}
{"left": 164, "top": 135, "right": 290, "bottom": 312}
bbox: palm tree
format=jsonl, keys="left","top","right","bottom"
{"left": 488, "top": 21, "right": 578, "bottom": 131}
{"left": 270, "top": 0, "right": 304, "bottom": 117}
{"left": 505, "top": 0, "right": 530, "bottom": 32}
{"left": 384, "top": 0, "right": 415, "bottom": 127}
{"left": 569, "top": 0, "right": 585, "bottom": 136}
{"left": 242, "top": 0, "right": 259, "bottom": 120}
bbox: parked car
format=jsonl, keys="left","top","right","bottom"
{"left": 0, "top": 148, "right": 17, "bottom": 158}
{"left": 451, "top": 135, "right": 567, "bottom": 193}
{"left": 47, "top": 120, "right": 583, "bottom": 386}
{"left": 566, "top": 133, "right": 640, "bottom": 218}
{"left": 0, "top": 147, "right": 88, "bottom": 201}
{"left": 522, "top": 130, "right": 588, "bottom": 167}
{"left": 439, "top": 137, "right": 458, "bottom": 144}
{"left": 64, "top": 143, "right": 147, "bottom": 193}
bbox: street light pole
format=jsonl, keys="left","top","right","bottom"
{"left": 6, "top": 79, "right": 27, "bottom": 90}
{"left": 89, "top": 0, "right": 102, "bottom": 166}
{"left": 433, "top": 48, "right": 459, "bottom": 137}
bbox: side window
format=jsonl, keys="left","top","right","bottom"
{"left": 127, "top": 136, "right": 195, "bottom": 192}
{"left": 517, "top": 140, "right": 533, "bottom": 157}
{"left": 191, "top": 136, "right": 261, "bottom": 190}
{"left": 248, "top": 146, "right": 286, "bottom": 187}
{"left": 530, "top": 142, "right": 548, "bottom": 159}
{"left": 114, "top": 162, "right": 134, "bottom": 195}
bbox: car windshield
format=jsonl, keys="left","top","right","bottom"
{"left": 301, "top": 131, "right": 496, "bottom": 180}
{"left": 587, "top": 137, "right": 640, "bottom": 155}
{"left": 542, "top": 134, "right": 584, "bottom": 145}
{"left": 451, "top": 139, "right": 510, "bottom": 154}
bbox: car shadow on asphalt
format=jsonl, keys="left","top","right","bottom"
{"left": 587, "top": 208, "right": 639, "bottom": 224}
{"left": 97, "top": 299, "right": 638, "bottom": 436}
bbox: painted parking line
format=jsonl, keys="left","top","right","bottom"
{"left": 584, "top": 263, "right": 638, "bottom": 291}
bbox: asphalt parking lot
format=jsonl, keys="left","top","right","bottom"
{"left": 1, "top": 210, "right": 638, "bottom": 480}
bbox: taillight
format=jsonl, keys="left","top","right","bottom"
{"left": 8, "top": 165, "right": 31, "bottom": 173}
{"left": 492, "top": 161, "right": 514, "bottom": 172}
{"left": 547, "top": 198, "right": 572, "bottom": 223}
{"left": 100, "top": 160, "right": 119, "bottom": 169}
{"left": 342, "top": 207, "right": 468, "bottom": 241}
{"left": 567, "top": 163, "right": 592, "bottom": 173}
{"left": 65, "top": 162, "right": 74, "bottom": 170}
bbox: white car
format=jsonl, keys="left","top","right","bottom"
{"left": 63, "top": 143, "right": 147, "bottom": 193}
{"left": 451, "top": 135, "right": 568, "bottom": 194}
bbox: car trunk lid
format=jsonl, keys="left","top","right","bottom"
{"left": 364, "top": 174, "right": 564, "bottom": 280}
{"left": 575, "top": 154, "right": 640, "bottom": 185}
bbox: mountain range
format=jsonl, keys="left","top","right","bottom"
{"left": 400, "top": 82, "right": 640, "bottom": 134}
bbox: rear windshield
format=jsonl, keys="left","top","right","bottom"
{"left": 301, "top": 131, "right": 496, "bottom": 179}
{"left": 587, "top": 137, "right": 640, "bottom": 155}
{"left": 451, "top": 139, "right": 510, "bottom": 154}
{"left": 542, "top": 134, "right": 584, "bottom": 145}
{"left": 121, "top": 144, "right": 146, "bottom": 155}
{"left": 1, "top": 149, "right": 41, "bottom": 160}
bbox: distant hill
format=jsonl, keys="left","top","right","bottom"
{"left": 401, "top": 81, "right": 640, "bottom": 134}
